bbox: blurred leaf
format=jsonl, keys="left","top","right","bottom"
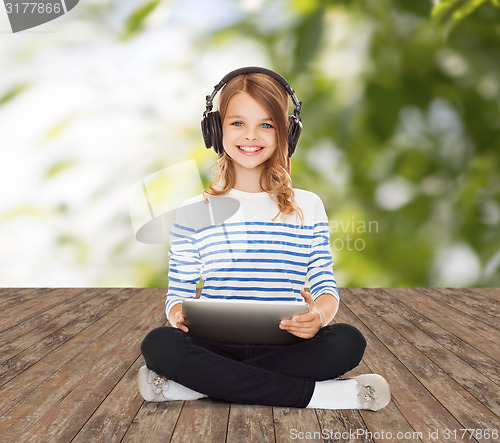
{"left": 0, "top": 84, "right": 29, "bottom": 106}
{"left": 292, "top": 7, "right": 325, "bottom": 72}
{"left": 0, "top": 205, "right": 47, "bottom": 220}
{"left": 57, "top": 234, "right": 90, "bottom": 263}
{"left": 44, "top": 160, "right": 77, "bottom": 179}
{"left": 121, "top": 0, "right": 161, "bottom": 40}
{"left": 364, "top": 82, "right": 402, "bottom": 141}
{"left": 3, "top": 0, "right": 499, "bottom": 288}
{"left": 431, "top": 0, "right": 498, "bottom": 33}
{"left": 396, "top": 149, "right": 432, "bottom": 182}
{"left": 291, "top": 0, "right": 322, "bottom": 15}
{"left": 393, "top": 0, "right": 432, "bottom": 17}
{"left": 42, "top": 115, "right": 75, "bottom": 142}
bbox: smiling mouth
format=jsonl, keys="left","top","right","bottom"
{"left": 237, "top": 146, "right": 264, "bottom": 153}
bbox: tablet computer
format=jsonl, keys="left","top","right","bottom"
{"left": 182, "top": 298, "right": 309, "bottom": 345}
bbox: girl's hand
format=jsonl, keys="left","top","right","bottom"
{"left": 174, "top": 311, "right": 189, "bottom": 333}
{"left": 169, "top": 305, "right": 189, "bottom": 333}
{"left": 279, "top": 289, "right": 323, "bottom": 339}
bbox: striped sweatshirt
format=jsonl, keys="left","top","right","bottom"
{"left": 165, "top": 188, "right": 339, "bottom": 318}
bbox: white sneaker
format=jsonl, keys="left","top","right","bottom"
{"left": 137, "top": 366, "right": 206, "bottom": 402}
{"left": 353, "top": 374, "right": 391, "bottom": 411}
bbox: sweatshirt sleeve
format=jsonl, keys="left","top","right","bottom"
{"left": 165, "top": 219, "right": 201, "bottom": 319}
{"left": 306, "top": 196, "right": 339, "bottom": 302}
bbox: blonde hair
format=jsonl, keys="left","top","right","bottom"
{"left": 204, "top": 72, "right": 304, "bottom": 224}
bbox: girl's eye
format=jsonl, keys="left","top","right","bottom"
{"left": 232, "top": 121, "right": 243, "bottom": 127}
{"left": 261, "top": 123, "right": 272, "bottom": 129}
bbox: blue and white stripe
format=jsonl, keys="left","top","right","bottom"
{"left": 165, "top": 189, "right": 339, "bottom": 317}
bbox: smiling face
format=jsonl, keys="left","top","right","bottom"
{"left": 222, "top": 92, "right": 277, "bottom": 176}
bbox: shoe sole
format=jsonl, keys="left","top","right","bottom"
{"left": 137, "top": 365, "right": 163, "bottom": 402}
{"left": 354, "top": 374, "right": 391, "bottom": 411}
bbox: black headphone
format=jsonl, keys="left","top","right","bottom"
{"left": 201, "top": 66, "right": 302, "bottom": 158}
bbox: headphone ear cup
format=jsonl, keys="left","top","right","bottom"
{"left": 201, "top": 111, "right": 223, "bottom": 153}
{"left": 288, "top": 115, "right": 302, "bottom": 157}
{"left": 209, "top": 111, "right": 223, "bottom": 154}
{"left": 201, "top": 114, "right": 212, "bottom": 150}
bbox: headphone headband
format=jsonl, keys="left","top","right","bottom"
{"left": 201, "top": 66, "right": 303, "bottom": 157}
{"left": 204, "top": 66, "right": 302, "bottom": 118}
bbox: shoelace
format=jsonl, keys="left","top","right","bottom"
{"left": 363, "top": 385, "right": 375, "bottom": 405}
{"left": 151, "top": 372, "right": 168, "bottom": 394}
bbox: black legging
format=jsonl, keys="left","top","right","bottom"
{"left": 140, "top": 323, "right": 366, "bottom": 408}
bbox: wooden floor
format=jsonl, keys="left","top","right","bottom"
{"left": 0, "top": 288, "right": 498, "bottom": 442}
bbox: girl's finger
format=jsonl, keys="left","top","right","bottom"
{"left": 290, "top": 312, "right": 315, "bottom": 323}
{"left": 300, "top": 289, "right": 315, "bottom": 307}
{"left": 283, "top": 324, "right": 313, "bottom": 334}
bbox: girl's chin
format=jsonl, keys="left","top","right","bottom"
{"left": 231, "top": 158, "right": 268, "bottom": 171}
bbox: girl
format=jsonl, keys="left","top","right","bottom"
{"left": 138, "top": 67, "right": 390, "bottom": 410}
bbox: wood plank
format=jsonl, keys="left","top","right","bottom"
{"left": 122, "top": 401, "right": 184, "bottom": 442}
{"left": 0, "top": 288, "right": 19, "bottom": 298}
{"left": 0, "top": 288, "right": 114, "bottom": 362}
{"left": 436, "top": 288, "right": 500, "bottom": 318}
{"left": 364, "top": 288, "right": 500, "bottom": 386}
{"left": 0, "top": 288, "right": 132, "bottom": 386}
{"left": 273, "top": 408, "right": 323, "bottom": 443}
{"left": 0, "top": 288, "right": 106, "bottom": 348}
{"left": 349, "top": 288, "right": 500, "bottom": 417}
{"left": 0, "top": 289, "right": 162, "bottom": 441}
{"left": 0, "top": 288, "right": 85, "bottom": 332}
{"left": 10, "top": 292, "right": 164, "bottom": 442}
{"left": 0, "top": 289, "right": 145, "bottom": 417}
{"left": 169, "top": 399, "right": 230, "bottom": 443}
{"left": 418, "top": 288, "right": 499, "bottom": 330}
{"left": 71, "top": 357, "right": 148, "bottom": 442}
{"left": 2, "top": 287, "right": 498, "bottom": 442}
{"left": 467, "top": 288, "right": 500, "bottom": 301}
{"left": 386, "top": 288, "right": 500, "bottom": 363}
{"left": 315, "top": 408, "right": 375, "bottom": 443}
{"left": 335, "top": 300, "right": 424, "bottom": 442}
{"left": 401, "top": 288, "right": 500, "bottom": 347}
{"left": 12, "top": 289, "right": 165, "bottom": 443}
{"left": 0, "top": 288, "right": 50, "bottom": 310}
{"left": 343, "top": 289, "right": 498, "bottom": 442}
{"left": 227, "top": 404, "right": 275, "bottom": 443}
{"left": 336, "top": 292, "right": 469, "bottom": 443}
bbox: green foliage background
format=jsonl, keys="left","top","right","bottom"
{"left": 0, "top": 0, "right": 499, "bottom": 288}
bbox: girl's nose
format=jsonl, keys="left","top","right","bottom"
{"left": 244, "top": 127, "right": 257, "bottom": 140}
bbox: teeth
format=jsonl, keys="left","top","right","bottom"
{"left": 239, "top": 146, "right": 263, "bottom": 152}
